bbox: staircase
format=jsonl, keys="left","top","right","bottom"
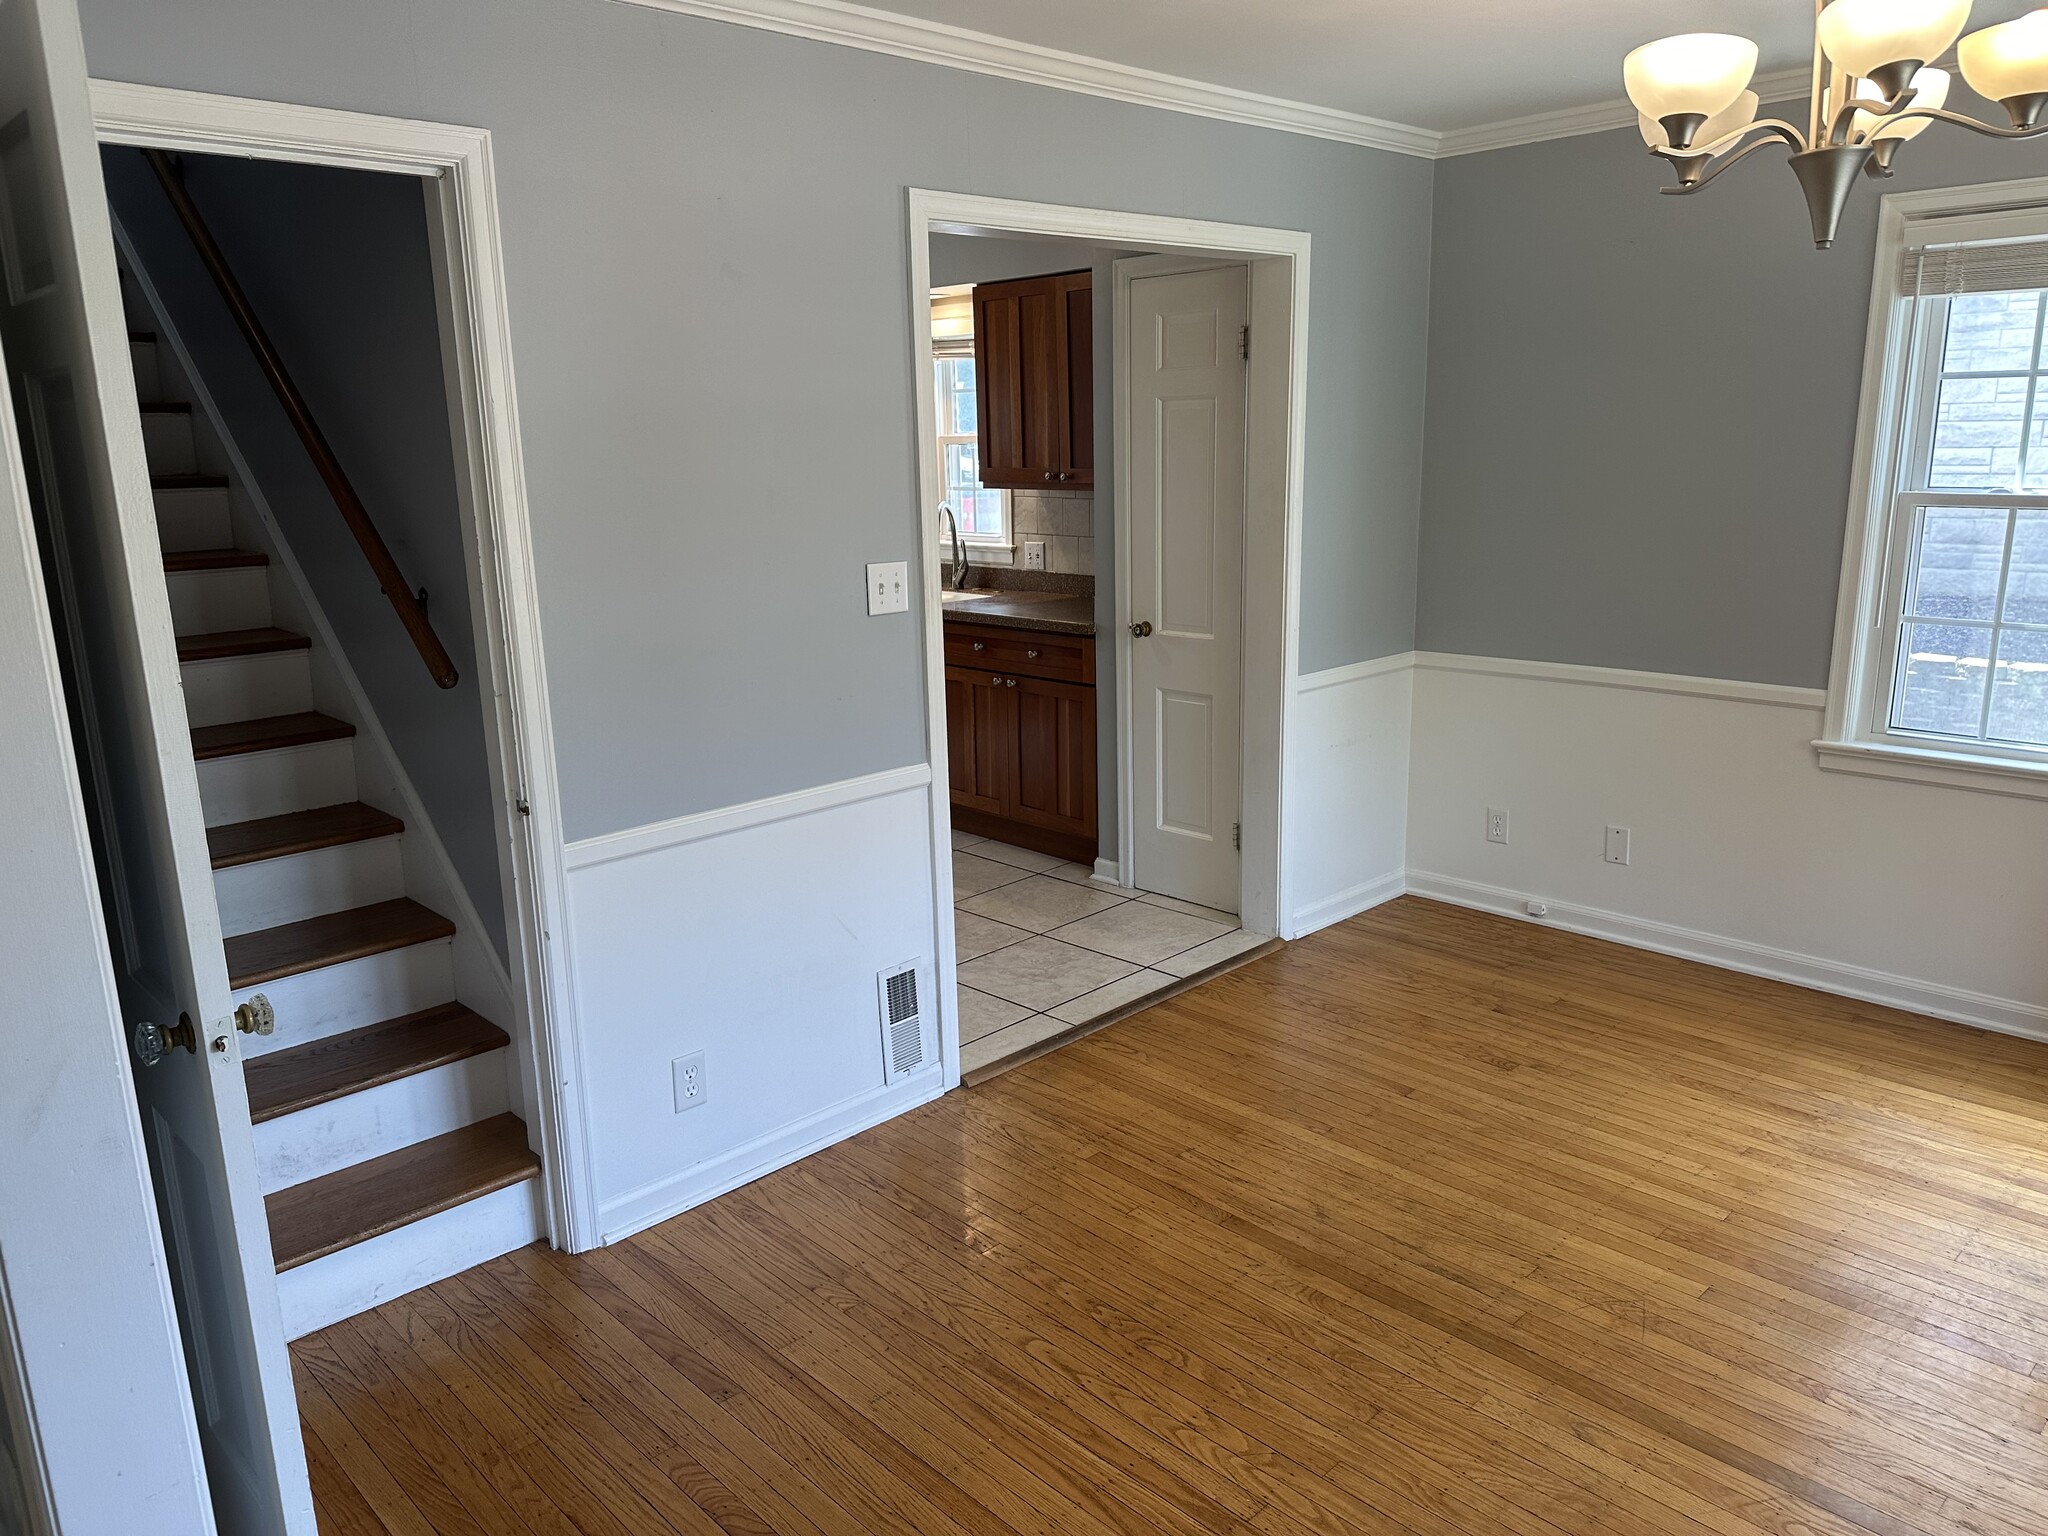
{"left": 131, "top": 324, "right": 543, "bottom": 1339}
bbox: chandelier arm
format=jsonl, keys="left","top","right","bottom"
{"left": 1655, "top": 132, "right": 1799, "bottom": 196}
{"left": 1650, "top": 117, "right": 1807, "bottom": 166}
{"left": 1881, "top": 106, "right": 2048, "bottom": 140}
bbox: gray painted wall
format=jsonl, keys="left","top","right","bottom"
{"left": 77, "top": 0, "right": 1434, "bottom": 842}
{"left": 102, "top": 147, "right": 507, "bottom": 956}
{"left": 1420, "top": 118, "right": 2048, "bottom": 687}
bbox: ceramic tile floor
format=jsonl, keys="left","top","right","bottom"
{"left": 950, "top": 831, "right": 1265, "bottom": 1075}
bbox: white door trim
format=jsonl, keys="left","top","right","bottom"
{"left": 90, "top": 80, "right": 599, "bottom": 1251}
{"left": 905, "top": 190, "right": 1310, "bottom": 1085}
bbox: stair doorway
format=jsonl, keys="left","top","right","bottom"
{"left": 4, "top": 81, "right": 570, "bottom": 1535}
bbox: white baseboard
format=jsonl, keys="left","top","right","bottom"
{"left": 1287, "top": 868, "right": 1405, "bottom": 937}
{"left": 1405, "top": 871, "right": 2048, "bottom": 1044}
{"left": 596, "top": 1071, "right": 944, "bottom": 1244}
{"left": 1091, "top": 856, "right": 1126, "bottom": 887}
{"left": 277, "top": 1176, "right": 543, "bottom": 1340}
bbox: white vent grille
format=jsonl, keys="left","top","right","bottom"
{"left": 878, "top": 963, "right": 925, "bottom": 1081}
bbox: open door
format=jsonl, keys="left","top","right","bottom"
{"left": 0, "top": 1, "right": 313, "bottom": 1531}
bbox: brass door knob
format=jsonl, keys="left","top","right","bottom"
{"left": 234, "top": 994, "right": 275, "bottom": 1036}
{"left": 132, "top": 1013, "right": 197, "bottom": 1067}
{"left": 1129, "top": 620, "right": 1153, "bottom": 638}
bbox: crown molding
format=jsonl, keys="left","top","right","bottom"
{"left": 607, "top": 0, "right": 1443, "bottom": 158}
{"left": 1437, "top": 67, "right": 1814, "bottom": 157}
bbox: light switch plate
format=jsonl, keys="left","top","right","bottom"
{"left": 866, "top": 560, "right": 909, "bottom": 615}
{"left": 1021, "top": 540, "right": 1047, "bottom": 570}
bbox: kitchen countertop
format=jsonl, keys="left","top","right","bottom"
{"left": 940, "top": 588, "right": 1096, "bottom": 636}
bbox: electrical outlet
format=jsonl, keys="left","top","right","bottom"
{"left": 1604, "top": 825, "right": 1631, "bottom": 866}
{"left": 1021, "top": 540, "right": 1047, "bottom": 570}
{"left": 1485, "top": 807, "right": 1509, "bottom": 844}
{"left": 672, "top": 1051, "right": 707, "bottom": 1112}
{"left": 865, "top": 560, "right": 909, "bottom": 615}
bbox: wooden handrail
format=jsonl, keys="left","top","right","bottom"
{"left": 143, "top": 149, "right": 459, "bottom": 690}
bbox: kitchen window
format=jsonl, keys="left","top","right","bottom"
{"left": 1821, "top": 191, "right": 2048, "bottom": 798}
{"left": 932, "top": 288, "right": 1007, "bottom": 549}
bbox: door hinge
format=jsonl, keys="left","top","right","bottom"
{"left": 1239, "top": 325, "right": 1250, "bottom": 360}
{"left": 1232, "top": 821, "right": 1241, "bottom": 851}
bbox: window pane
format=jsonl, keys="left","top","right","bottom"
{"left": 1894, "top": 623, "right": 1992, "bottom": 737}
{"left": 1909, "top": 507, "right": 2008, "bottom": 621}
{"left": 1929, "top": 376, "right": 2029, "bottom": 488}
{"left": 1989, "top": 629, "right": 2048, "bottom": 745}
{"left": 1942, "top": 291, "right": 2042, "bottom": 374}
{"left": 2006, "top": 510, "right": 2048, "bottom": 624}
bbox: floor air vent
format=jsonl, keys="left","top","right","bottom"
{"left": 878, "top": 962, "right": 925, "bottom": 1082}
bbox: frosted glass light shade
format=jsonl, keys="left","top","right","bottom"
{"left": 1817, "top": 0, "right": 1972, "bottom": 77}
{"left": 1849, "top": 66, "right": 1950, "bottom": 139}
{"left": 1623, "top": 34, "right": 1759, "bottom": 125}
{"left": 1638, "top": 90, "right": 1760, "bottom": 151}
{"left": 1958, "top": 10, "right": 2048, "bottom": 101}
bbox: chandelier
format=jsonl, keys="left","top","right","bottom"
{"left": 1626, "top": 2, "right": 2048, "bottom": 247}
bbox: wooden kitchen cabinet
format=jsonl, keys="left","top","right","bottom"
{"left": 944, "top": 621, "right": 1097, "bottom": 863}
{"left": 972, "top": 271, "right": 1093, "bottom": 490}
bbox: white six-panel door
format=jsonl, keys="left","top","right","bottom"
{"left": 1127, "top": 266, "right": 1249, "bottom": 914}
{"left": 0, "top": 0, "right": 313, "bottom": 1529}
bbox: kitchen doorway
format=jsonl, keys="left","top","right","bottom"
{"left": 906, "top": 194, "right": 1311, "bottom": 1085}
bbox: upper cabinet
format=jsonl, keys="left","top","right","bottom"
{"left": 972, "top": 271, "right": 1093, "bottom": 489}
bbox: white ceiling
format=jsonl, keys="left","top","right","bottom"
{"left": 859, "top": 0, "right": 2039, "bottom": 132}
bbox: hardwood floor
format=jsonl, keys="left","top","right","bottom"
{"left": 294, "top": 896, "right": 2048, "bottom": 1535}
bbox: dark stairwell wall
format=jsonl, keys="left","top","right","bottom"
{"left": 103, "top": 147, "right": 508, "bottom": 961}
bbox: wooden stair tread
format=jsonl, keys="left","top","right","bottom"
{"left": 265, "top": 1114, "right": 537, "bottom": 1271}
{"left": 245, "top": 1003, "right": 508, "bottom": 1123}
{"left": 208, "top": 801, "right": 403, "bottom": 869}
{"left": 164, "top": 547, "right": 267, "bottom": 572}
{"left": 152, "top": 472, "right": 228, "bottom": 490}
{"left": 176, "top": 626, "right": 308, "bottom": 663}
{"left": 192, "top": 711, "right": 353, "bottom": 760}
{"left": 225, "top": 897, "right": 454, "bottom": 990}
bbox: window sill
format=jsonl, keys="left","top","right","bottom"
{"left": 1812, "top": 738, "right": 2048, "bottom": 801}
{"left": 957, "top": 543, "right": 1014, "bottom": 567}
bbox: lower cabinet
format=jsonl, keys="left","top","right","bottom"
{"left": 944, "top": 628, "right": 1097, "bottom": 863}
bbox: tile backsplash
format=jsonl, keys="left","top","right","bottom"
{"left": 1010, "top": 489, "right": 1094, "bottom": 575}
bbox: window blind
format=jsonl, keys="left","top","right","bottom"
{"left": 1901, "top": 239, "right": 2048, "bottom": 295}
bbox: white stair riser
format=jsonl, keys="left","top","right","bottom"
{"left": 154, "top": 487, "right": 231, "bottom": 552}
{"left": 237, "top": 940, "right": 453, "bottom": 1057}
{"left": 166, "top": 566, "right": 271, "bottom": 633}
{"left": 180, "top": 652, "right": 313, "bottom": 729}
{"left": 141, "top": 412, "right": 197, "bottom": 474}
{"left": 196, "top": 739, "right": 356, "bottom": 827}
{"left": 213, "top": 837, "right": 405, "bottom": 937}
{"left": 130, "top": 340, "right": 161, "bottom": 400}
{"left": 253, "top": 1050, "right": 510, "bottom": 1195}
{"left": 276, "top": 1176, "right": 542, "bottom": 1341}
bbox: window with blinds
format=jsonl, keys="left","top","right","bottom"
{"left": 1879, "top": 237, "right": 2048, "bottom": 753}
{"left": 930, "top": 288, "right": 1007, "bottom": 545}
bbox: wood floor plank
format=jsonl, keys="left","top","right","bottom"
{"left": 296, "top": 897, "right": 2048, "bottom": 1536}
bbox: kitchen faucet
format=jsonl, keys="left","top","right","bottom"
{"left": 940, "top": 503, "right": 971, "bottom": 590}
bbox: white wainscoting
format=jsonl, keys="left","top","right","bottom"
{"left": 562, "top": 765, "right": 947, "bottom": 1243}
{"left": 1406, "top": 654, "right": 2048, "bottom": 1039}
{"left": 1283, "top": 654, "right": 1413, "bottom": 938}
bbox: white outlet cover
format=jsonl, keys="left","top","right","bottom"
{"left": 672, "top": 1050, "right": 707, "bottom": 1111}
{"left": 866, "top": 560, "right": 910, "bottom": 615}
{"left": 1485, "top": 807, "right": 1508, "bottom": 845}
{"left": 1604, "top": 826, "right": 1631, "bottom": 865}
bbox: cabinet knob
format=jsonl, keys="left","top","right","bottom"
{"left": 1058, "top": 472, "right": 1071, "bottom": 482}
{"left": 1005, "top": 678, "right": 1016, "bottom": 688}
{"left": 1026, "top": 648, "right": 1040, "bottom": 658}
{"left": 971, "top": 640, "right": 985, "bottom": 652}
{"left": 991, "top": 675, "right": 1002, "bottom": 684}
{"left": 1043, "top": 471, "right": 1054, "bottom": 481}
